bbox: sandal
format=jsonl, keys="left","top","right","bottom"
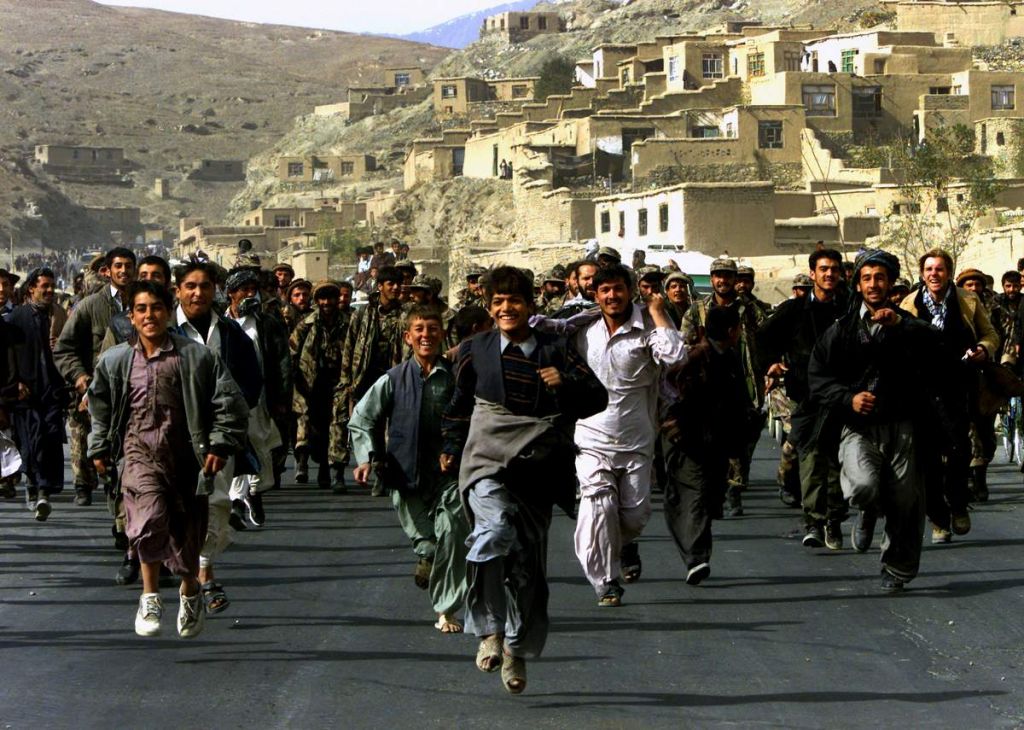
{"left": 201, "top": 581, "right": 230, "bottom": 615}
{"left": 434, "top": 614, "right": 463, "bottom": 634}
{"left": 475, "top": 635, "right": 502, "bottom": 673}
{"left": 598, "top": 580, "right": 623, "bottom": 608}
{"left": 501, "top": 648, "right": 527, "bottom": 695}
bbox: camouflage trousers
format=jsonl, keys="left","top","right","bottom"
{"left": 68, "top": 405, "right": 97, "bottom": 490}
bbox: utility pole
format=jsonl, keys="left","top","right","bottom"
{"left": 9, "top": 232, "right": 13, "bottom": 270}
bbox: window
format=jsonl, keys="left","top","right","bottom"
{"left": 725, "top": 122, "right": 734, "bottom": 138}
{"left": 622, "top": 68, "right": 631, "bottom": 85}
{"left": 748, "top": 52, "right": 765, "bottom": 78}
{"left": 853, "top": 86, "right": 882, "bottom": 118}
{"left": 981, "top": 123, "right": 988, "bottom": 153}
{"left": 758, "top": 121, "right": 783, "bottom": 149}
{"left": 511, "top": 84, "right": 529, "bottom": 98}
{"left": 394, "top": 73, "right": 411, "bottom": 87}
{"left": 287, "top": 162, "right": 304, "bottom": 177}
{"left": 600, "top": 211, "right": 611, "bottom": 233}
{"left": 659, "top": 203, "right": 669, "bottom": 232}
{"left": 702, "top": 53, "right": 723, "bottom": 79}
{"left": 937, "top": 197, "right": 949, "bottom": 213}
{"left": 638, "top": 209, "right": 648, "bottom": 236}
{"left": 873, "top": 59, "right": 885, "bottom": 74}
{"left": 667, "top": 56, "right": 680, "bottom": 82}
{"left": 997, "top": 131, "right": 1006, "bottom": 146}
{"left": 72, "top": 149, "right": 80, "bottom": 159}
{"left": 692, "top": 126, "right": 720, "bottom": 139}
{"left": 341, "top": 161, "right": 355, "bottom": 175}
{"left": 929, "top": 86, "right": 951, "bottom": 95}
{"left": 992, "top": 85, "right": 1016, "bottom": 110}
{"left": 618, "top": 211, "right": 625, "bottom": 235}
{"left": 783, "top": 51, "right": 801, "bottom": 72}
{"left": 441, "top": 84, "right": 458, "bottom": 99}
{"left": 538, "top": 16, "right": 547, "bottom": 30}
{"left": 802, "top": 84, "right": 836, "bottom": 116}
{"left": 519, "top": 16, "right": 529, "bottom": 29}
{"left": 274, "top": 216, "right": 291, "bottom": 227}
{"left": 841, "top": 49, "right": 857, "bottom": 74}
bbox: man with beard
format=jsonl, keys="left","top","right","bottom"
{"left": 272, "top": 264, "right": 295, "bottom": 304}
{"left": 535, "top": 268, "right": 567, "bottom": 316}
{"left": 663, "top": 271, "right": 692, "bottom": 327}
{"left": 736, "top": 265, "right": 772, "bottom": 317}
{"left": 336, "top": 266, "right": 405, "bottom": 494}
{"left": 682, "top": 257, "right": 766, "bottom": 517}
{"left": 757, "top": 249, "right": 849, "bottom": 549}
{"left": 570, "top": 264, "right": 685, "bottom": 606}
{"left": 900, "top": 249, "right": 999, "bottom": 543}
{"left": 296, "top": 280, "right": 352, "bottom": 491}
{"left": 8, "top": 268, "right": 68, "bottom": 521}
{"left": 455, "top": 266, "right": 486, "bottom": 311}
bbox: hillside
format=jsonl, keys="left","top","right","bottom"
{"left": 0, "top": 0, "right": 448, "bottom": 246}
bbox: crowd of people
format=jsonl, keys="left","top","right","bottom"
{"left": 0, "top": 238, "right": 1020, "bottom": 695}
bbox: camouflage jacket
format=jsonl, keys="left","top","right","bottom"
{"left": 296, "top": 309, "right": 350, "bottom": 399}
{"left": 280, "top": 303, "right": 310, "bottom": 335}
{"left": 454, "top": 288, "right": 483, "bottom": 311}
{"left": 989, "top": 293, "right": 1021, "bottom": 363}
{"left": 681, "top": 293, "right": 767, "bottom": 406}
{"left": 535, "top": 293, "right": 564, "bottom": 317}
{"left": 339, "top": 296, "right": 406, "bottom": 400}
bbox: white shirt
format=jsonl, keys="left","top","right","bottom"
{"left": 573, "top": 305, "right": 686, "bottom": 454}
{"left": 175, "top": 305, "right": 222, "bottom": 353}
{"left": 500, "top": 332, "right": 537, "bottom": 358}
{"left": 109, "top": 285, "right": 123, "bottom": 312}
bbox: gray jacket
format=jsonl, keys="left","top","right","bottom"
{"left": 54, "top": 288, "right": 120, "bottom": 383}
{"left": 86, "top": 333, "right": 249, "bottom": 495}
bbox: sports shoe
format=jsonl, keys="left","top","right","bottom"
{"left": 951, "top": 510, "right": 971, "bottom": 536}
{"left": 244, "top": 490, "right": 265, "bottom": 527}
{"left": 931, "top": 525, "right": 952, "bottom": 544}
{"left": 228, "top": 499, "right": 248, "bottom": 531}
{"left": 34, "top": 494, "right": 51, "bottom": 522}
{"left": 852, "top": 510, "right": 876, "bottom": 554}
{"left": 824, "top": 520, "right": 843, "bottom": 551}
{"left": 24, "top": 488, "right": 37, "bottom": 512}
{"left": 177, "top": 589, "right": 205, "bottom": 638}
{"left": 135, "top": 592, "right": 163, "bottom": 636}
{"left": 686, "top": 562, "right": 711, "bottom": 586}
{"left": 880, "top": 569, "right": 905, "bottom": 593}
{"left": 74, "top": 485, "right": 93, "bottom": 507}
{"left": 116, "top": 553, "right": 140, "bottom": 585}
{"left": 778, "top": 488, "right": 799, "bottom": 508}
{"left": 802, "top": 524, "right": 824, "bottom": 548}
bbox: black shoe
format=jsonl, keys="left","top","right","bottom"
{"left": 115, "top": 554, "right": 139, "bottom": 586}
{"left": 802, "top": 524, "right": 824, "bottom": 548}
{"left": 294, "top": 455, "right": 308, "bottom": 484}
{"left": 316, "top": 464, "right": 331, "bottom": 490}
{"left": 332, "top": 467, "right": 348, "bottom": 495}
{"left": 970, "top": 465, "right": 989, "bottom": 503}
{"left": 74, "top": 485, "right": 93, "bottom": 507}
{"left": 620, "top": 542, "right": 641, "bottom": 584}
{"left": 724, "top": 486, "right": 743, "bottom": 517}
{"left": 778, "top": 488, "right": 799, "bottom": 508}
{"left": 852, "top": 510, "right": 876, "bottom": 553}
{"left": 0, "top": 479, "right": 16, "bottom": 499}
{"left": 229, "top": 499, "right": 248, "bottom": 531}
{"left": 34, "top": 494, "right": 51, "bottom": 522}
{"left": 370, "top": 473, "right": 384, "bottom": 497}
{"left": 824, "top": 520, "right": 843, "bottom": 550}
{"left": 880, "top": 569, "right": 905, "bottom": 593}
{"left": 112, "top": 526, "right": 129, "bottom": 552}
{"left": 686, "top": 562, "right": 711, "bottom": 586}
{"left": 245, "top": 491, "right": 265, "bottom": 527}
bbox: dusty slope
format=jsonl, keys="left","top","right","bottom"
{"left": 0, "top": 0, "right": 448, "bottom": 245}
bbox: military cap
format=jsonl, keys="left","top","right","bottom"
{"left": 395, "top": 259, "right": 418, "bottom": 272}
{"left": 792, "top": 273, "right": 813, "bottom": 289}
{"left": 709, "top": 257, "right": 738, "bottom": 274}
{"left": 89, "top": 254, "right": 106, "bottom": 272}
{"left": 596, "top": 246, "right": 621, "bottom": 261}
{"left": 272, "top": 262, "right": 295, "bottom": 276}
{"left": 637, "top": 265, "right": 664, "bottom": 281}
{"left": 955, "top": 268, "right": 986, "bottom": 287}
{"left": 408, "top": 274, "right": 432, "bottom": 290}
{"left": 664, "top": 271, "right": 692, "bottom": 287}
{"left": 426, "top": 276, "right": 443, "bottom": 296}
{"left": 892, "top": 277, "right": 912, "bottom": 290}
{"left": 286, "top": 278, "right": 312, "bottom": 295}
{"left": 465, "top": 265, "right": 486, "bottom": 279}
{"left": 736, "top": 265, "right": 755, "bottom": 278}
{"left": 543, "top": 267, "right": 565, "bottom": 283}
{"left": 311, "top": 279, "right": 341, "bottom": 299}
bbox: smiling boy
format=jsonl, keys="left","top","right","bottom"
{"left": 349, "top": 305, "right": 469, "bottom": 633}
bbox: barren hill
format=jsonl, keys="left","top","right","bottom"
{"left": 0, "top": 0, "right": 448, "bottom": 246}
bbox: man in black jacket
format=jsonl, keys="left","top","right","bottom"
{"left": 757, "top": 249, "right": 848, "bottom": 549}
{"left": 808, "top": 250, "right": 942, "bottom": 592}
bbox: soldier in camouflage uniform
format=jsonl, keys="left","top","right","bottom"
{"left": 736, "top": 265, "right": 773, "bottom": 318}
{"left": 294, "top": 280, "right": 352, "bottom": 491}
{"left": 682, "top": 257, "right": 767, "bottom": 516}
{"left": 663, "top": 271, "right": 692, "bottom": 328}
{"left": 990, "top": 270, "right": 1022, "bottom": 369}
{"left": 454, "top": 266, "right": 486, "bottom": 310}
{"left": 635, "top": 266, "right": 665, "bottom": 304}
{"left": 334, "top": 266, "right": 406, "bottom": 495}
{"left": 534, "top": 268, "right": 567, "bottom": 316}
{"left": 280, "top": 279, "right": 312, "bottom": 334}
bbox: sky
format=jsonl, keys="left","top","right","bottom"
{"left": 94, "top": 0, "right": 506, "bottom": 35}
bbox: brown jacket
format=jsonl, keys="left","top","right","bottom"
{"left": 899, "top": 287, "right": 1000, "bottom": 358}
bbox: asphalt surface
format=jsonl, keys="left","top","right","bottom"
{"left": 3, "top": 437, "right": 1024, "bottom": 729}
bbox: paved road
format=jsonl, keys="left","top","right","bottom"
{"left": 2, "top": 437, "right": 1024, "bottom": 729}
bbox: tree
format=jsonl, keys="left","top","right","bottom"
{"left": 874, "top": 125, "right": 1001, "bottom": 275}
{"left": 533, "top": 56, "right": 575, "bottom": 102}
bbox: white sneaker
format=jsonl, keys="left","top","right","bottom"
{"left": 177, "top": 589, "right": 205, "bottom": 638}
{"left": 34, "top": 494, "right": 51, "bottom": 522}
{"left": 135, "top": 593, "right": 163, "bottom": 636}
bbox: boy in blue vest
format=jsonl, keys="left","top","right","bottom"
{"left": 350, "top": 304, "right": 469, "bottom": 633}
{"left": 441, "top": 266, "right": 607, "bottom": 695}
